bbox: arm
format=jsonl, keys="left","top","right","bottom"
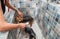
{"left": 0, "top": 23, "right": 19, "bottom": 32}
{"left": 5, "top": 0, "right": 23, "bottom": 17}
{"left": 0, "top": 21, "right": 26, "bottom": 32}
{"left": 5, "top": 0, "right": 18, "bottom": 12}
{"left": 0, "top": 20, "right": 26, "bottom": 32}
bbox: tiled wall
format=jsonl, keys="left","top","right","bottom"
{"left": 38, "top": 0, "right": 60, "bottom": 39}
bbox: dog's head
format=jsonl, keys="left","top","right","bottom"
{"left": 15, "top": 14, "right": 34, "bottom": 26}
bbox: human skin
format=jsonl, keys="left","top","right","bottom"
{"left": 0, "top": 0, "right": 26, "bottom": 32}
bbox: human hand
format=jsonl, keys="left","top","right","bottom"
{"left": 16, "top": 10, "right": 23, "bottom": 18}
{"left": 18, "top": 23, "right": 27, "bottom": 30}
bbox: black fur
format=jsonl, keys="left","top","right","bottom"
{"left": 14, "top": 13, "right": 36, "bottom": 39}
{"left": 25, "top": 27, "right": 36, "bottom": 39}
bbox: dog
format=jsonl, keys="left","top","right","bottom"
{"left": 14, "top": 12, "right": 36, "bottom": 39}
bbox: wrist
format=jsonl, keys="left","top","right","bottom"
{"left": 15, "top": 9, "right": 20, "bottom": 14}
{"left": 17, "top": 24, "right": 21, "bottom": 28}
{"left": 15, "top": 9, "right": 18, "bottom": 12}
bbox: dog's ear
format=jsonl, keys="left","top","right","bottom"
{"left": 29, "top": 18, "right": 34, "bottom": 27}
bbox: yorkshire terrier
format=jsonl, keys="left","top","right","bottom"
{"left": 14, "top": 12, "right": 36, "bottom": 39}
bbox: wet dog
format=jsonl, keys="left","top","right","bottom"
{"left": 14, "top": 13, "right": 36, "bottom": 39}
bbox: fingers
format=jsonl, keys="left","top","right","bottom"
{"left": 19, "top": 12, "right": 23, "bottom": 18}
{"left": 19, "top": 23, "right": 27, "bottom": 30}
